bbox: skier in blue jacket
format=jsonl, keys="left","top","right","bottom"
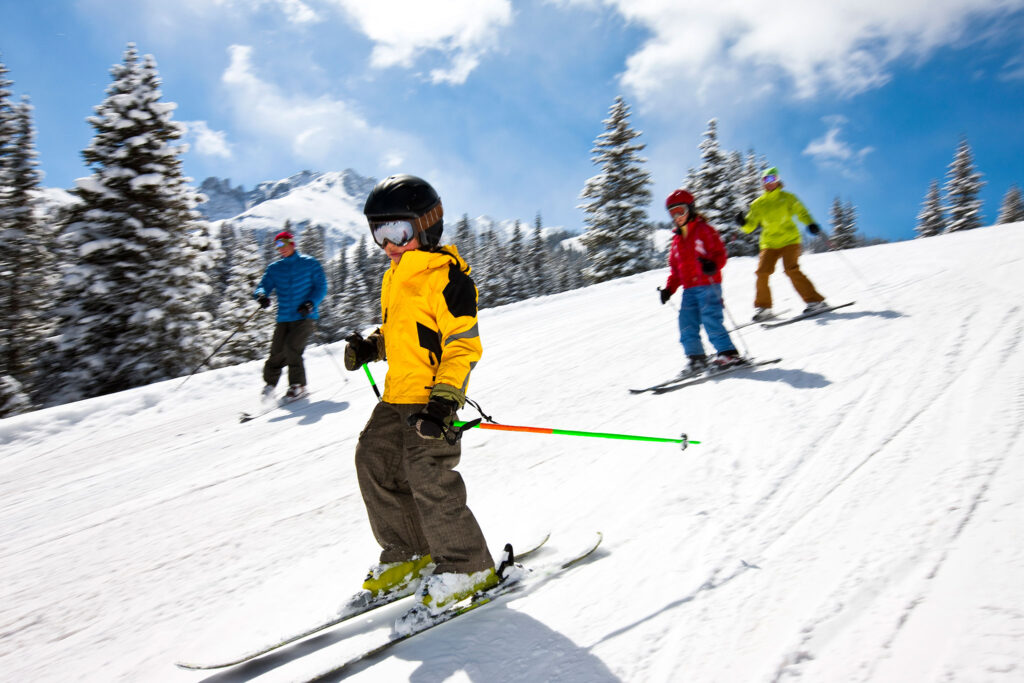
{"left": 253, "top": 230, "right": 328, "bottom": 399}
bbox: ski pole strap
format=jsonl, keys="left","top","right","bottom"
{"left": 464, "top": 396, "right": 496, "bottom": 423}
{"left": 452, "top": 421, "right": 698, "bottom": 450}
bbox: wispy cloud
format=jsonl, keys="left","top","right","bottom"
{"left": 324, "top": 0, "right": 512, "bottom": 84}
{"left": 219, "top": 45, "right": 420, "bottom": 170}
{"left": 184, "top": 121, "right": 233, "bottom": 159}
{"left": 803, "top": 116, "right": 874, "bottom": 177}
{"left": 564, "top": 0, "right": 1024, "bottom": 106}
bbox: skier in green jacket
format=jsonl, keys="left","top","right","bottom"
{"left": 737, "top": 167, "right": 827, "bottom": 322}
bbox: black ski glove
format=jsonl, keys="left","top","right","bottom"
{"left": 407, "top": 396, "right": 458, "bottom": 441}
{"left": 297, "top": 300, "right": 314, "bottom": 316}
{"left": 257, "top": 294, "right": 271, "bottom": 309}
{"left": 659, "top": 287, "right": 672, "bottom": 305}
{"left": 699, "top": 257, "right": 717, "bottom": 275}
{"left": 735, "top": 211, "right": 747, "bottom": 226}
{"left": 344, "top": 332, "right": 379, "bottom": 371}
{"left": 807, "top": 223, "right": 821, "bottom": 235}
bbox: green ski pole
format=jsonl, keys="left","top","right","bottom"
{"left": 453, "top": 420, "right": 698, "bottom": 450}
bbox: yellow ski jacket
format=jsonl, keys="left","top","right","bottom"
{"left": 378, "top": 246, "right": 481, "bottom": 405}
{"left": 740, "top": 188, "right": 816, "bottom": 250}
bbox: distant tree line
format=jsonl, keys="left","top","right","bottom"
{"left": 915, "top": 136, "right": 1024, "bottom": 237}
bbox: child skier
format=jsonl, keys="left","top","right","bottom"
{"left": 659, "top": 189, "right": 742, "bottom": 375}
{"left": 343, "top": 174, "right": 496, "bottom": 626}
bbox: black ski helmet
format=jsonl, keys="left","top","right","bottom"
{"left": 363, "top": 174, "right": 444, "bottom": 248}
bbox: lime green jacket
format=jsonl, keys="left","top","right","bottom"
{"left": 740, "top": 188, "right": 815, "bottom": 250}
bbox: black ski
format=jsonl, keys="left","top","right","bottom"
{"left": 300, "top": 533, "right": 603, "bottom": 683}
{"left": 239, "top": 391, "right": 315, "bottom": 423}
{"left": 727, "top": 309, "right": 789, "bottom": 332}
{"left": 761, "top": 301, "right": 854, "bottom": 329}
{"left": 174, "top": 533, "right": 550, "bottom": 670}
{"left": 629, "top": 368, "right": 707, "bottom": 394}
{"left": 650, "top": 358, "right": 782, "bottom": 394}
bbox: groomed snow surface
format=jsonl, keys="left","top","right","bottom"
{"left": 2, "top": 224, "right": 1022, "bottom": 682}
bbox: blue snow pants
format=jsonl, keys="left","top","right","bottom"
{"left": 678, "top": 284, "right": 735, "bottom": 357}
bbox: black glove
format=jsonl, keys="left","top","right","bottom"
{"left": 257, "top": 295, "right": 271, "bottom": 309}
{"left": 297, "top": 300, "right": 314, "bottom": 316}
{"left": 699, "top": 257, "right": 717, "bottom": 275}
{"left": 659, "top": 287, "right": 672, "bottom": 305}
{"left": 344, "top": 333, "right": 378, "bottom": 371}
{"left": 407, "top": 396, "right": 458, "bottom": 441}
{"left": 735, "top": 211, "right": 746, "bottom": 226}
{"left": 807, "top": 223, "right": 821, "bottom": 235}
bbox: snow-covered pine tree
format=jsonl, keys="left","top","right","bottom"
{"left": 689, "top": 120, "right": 735, "bottom": 229}
{"left": 212, "top": 223, "right": 265, "bottom": 366}
{"left": 578, "top": 96, "right": 653, "bottom": 283}
{"left": 828, "top": 197, "right": 859, "bottom": 250}
{"left": 454, "top": 213, "right": 476, "bottom": 265}
{"left": 730, "top": 151, "right": 764, "bottom": 256}
{"left": 53, "top": 44, "right": 214, "bottom": 400}
{"left": 1, "top": 88, "right": 55, "bottom": 414}
{"left": 943, "top": 137, "right": 985, "bottom": 232}
{"left": 916, "top": 180, "right": 945, "bottom": 238}
{"left": 997, "top": 184, "right": 1023, "bottom": 224}
{"left": 527, "top": 212, "right": 549, "bottom": 298}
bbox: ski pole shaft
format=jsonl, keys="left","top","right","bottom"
{"left": 362, "top": 364, "right": 381, "bottom": 400}
{"left": 178, "top": 306, "right": 262, "bottom": 390}
{"left": 453, "top": 421, "right": 698, "bottom": 450}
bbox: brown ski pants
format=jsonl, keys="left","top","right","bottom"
{"left": 354, "top": 401, "right": 493, "bottom": 575}
{"left": 754, "top": 243, "right": 825, "bottom": 308}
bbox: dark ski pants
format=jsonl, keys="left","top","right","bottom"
{"left": 355, "top": 401, "right": 493, "bottom": 575}
{"left": 754, "top": 243, "right": 825, "bottom": 308}
{"left": 263, "top": 319, "right": 315, "bottom": 387}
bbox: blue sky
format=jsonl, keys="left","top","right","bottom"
{"left": 2, "top": 0, "right": 1023, "bottom": 243}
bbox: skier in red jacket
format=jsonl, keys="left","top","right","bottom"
{"left": 659, "top": 189, "right": 742, "bottom": 374}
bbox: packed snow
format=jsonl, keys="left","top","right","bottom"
{"left": 1, "top": 224, "right": 1022, "bottom": 682}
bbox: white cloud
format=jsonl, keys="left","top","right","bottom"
{"left": 803, "top": 116, "right": 874, "bottom": 176}
{"left": 325, "top": 0, "right": 512, "bottom": 84}
{"left": 568, "top": 0, "right": 1024, "bottom": 106}
{"left": 220, "top": 45, "right": 419, "bottom": 170}
{"left": 184, "top": 121, "right": 233, "bottom": 159}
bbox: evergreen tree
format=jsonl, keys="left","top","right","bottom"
{"left": 212, "top": 224, "right": 265, "bottom": 366}
{"left": 527, "top": 212, "right": 549, "bottom": 298}
{"left": 997, "top": 184, "right": 1024, "bottom": 224}
{"left": 578, "top": 96, "right": 653, "bottom": 283}
{"left": 943, "top": 137, "right": 985, "bottom": 232}
{"left": 1, "top": 86, "right": 55, "bottom": 413}
{"left": 689, "top": 120, "right": 734, "bottom": 229}
{"left": 52, "top": 44, "right": 214, "bottom": 400}
{"left": 916, "top": 180, "right": 945, "bottom": 238}
{"left": 829, "top": 197, "right": 859, "bottom": 250}
{"left": 454, "top": 213, "right": 476, "bottom": 265}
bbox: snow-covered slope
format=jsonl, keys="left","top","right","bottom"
{"left": 1, "top": 224, "right": 1022, "bottom": 682}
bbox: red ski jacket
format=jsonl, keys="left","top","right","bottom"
{"left": 663, "top": 215, "right": 728, "bottom": 294}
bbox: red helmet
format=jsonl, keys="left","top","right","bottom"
{"left": 666, "top": 189, "right": 694, "bottom": 209}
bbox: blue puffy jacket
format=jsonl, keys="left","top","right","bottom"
{"left": 254, "top": 251, "right": 328, "bottom": 322}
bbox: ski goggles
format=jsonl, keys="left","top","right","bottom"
{"left": 274, "top": 238, "right": 293, "bottom": 248}
{"left": 370, "top": 220, "right": 418, "bottom": 248}
{"left": 667, "top": 205, "right": 689, "bottom": 217}
{"left": 761, "top": 174, "right": 778, "bottom": 184}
